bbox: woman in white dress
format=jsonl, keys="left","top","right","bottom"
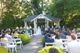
{"left": 35, "top": 26, "right": 42, "bottom": 35}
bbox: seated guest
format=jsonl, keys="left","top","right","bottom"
{"left": 44, "top": 33, "right": 54, "bottom": 42}
{"left": 49, "top": 47, "right": 66, "bottom": 53}
{"left": 66, "top": 34, "right": 80, "bottom": 53}
{"left": 55, "top": 31, "right": 60, "bottom": 39}
{"left": 44, "top": 33, "right": 54, "bottom": 46}
{"left": 59, "top": 30, "right": 68, "bottom": 39}
{"left": 70, "top": 32, "right": 77, "bottom": 39}
{"left": 5, "top": 31, "right": 13, "bottom": 39}
{"left": 12, "top": 31, "right": 19, "bottom": 38}
{"left": 54, "top": 31, "right": 63, "bottom": 48}
{"left": 49, "top": 29, "right": 56, "bottom": 35}
{"left": 0, "top": 33, "right": 8, "bottom": 46}
{"left": 18, "top": 27, "right": 24, "bottom": 34}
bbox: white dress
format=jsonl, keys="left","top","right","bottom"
{"left": 35, "top": 27, "right": 42, "bottom": 36}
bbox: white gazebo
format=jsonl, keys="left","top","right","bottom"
{"left": 24, "top": 13, "right": 61, "bottom": 33}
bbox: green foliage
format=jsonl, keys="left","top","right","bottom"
{"left": 66, "top": 15, "right": 80, "bottom": 28}
{"left": 1, "top": 11, "right": 15, "bottom": 29}
{"left": 49, "top": 0, "right": 64, "bottom": 18}
{"left": 1, "top": 0, "right": 80, "bottom": 29}
{"left": 0, "top": 46, "right": 8, "bottom": 53}
{"left": 31, "top": 0, "right": 42, "bottom": 14}
{"left": 41, "top": 37, "right": 45, "bottom": 42}
{"left": 18, "top": 34, "right": 30, "bottom": 45}
{"left": 0, "top": 13, "right": 24, "bottom": 29}
{"left": 38, "top": 46, "right": 66, "bottom": 53}
{"left": 49, "top": 0, "right": 80, "bottom": 28}
{"left": 0, "top": 0, "right": 32, "bottom": 29}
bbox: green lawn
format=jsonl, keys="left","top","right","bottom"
{"left": 0, "top": 46, "right": 8, "bottom": 53}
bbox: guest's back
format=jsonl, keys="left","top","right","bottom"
{"left": 66, "top": 40, "right": 80, "bottom": 53}
{"left": 44, "top": 33, "right": 54, "bottom": 42}
{"left": 66, "top": 34, "right": 80, "bottom": 53}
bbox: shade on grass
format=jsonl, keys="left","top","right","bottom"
{"left": 0, "top": 46, "right": 8, "bottom": 53}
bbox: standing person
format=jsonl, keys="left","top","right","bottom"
{"left": 16, "top": 26, "right": 19, "bottom": 33}
{"left": 66, "top": 34, "right": 80, "bottom": 53}
{"left": 19, "top": 26, "right": 24, "bottom": 34}
{"left": 24, "top": 26, "right": 28, "bottom": 34}
{"left": 28, "top": 26, "right": 32, "bottom": 36}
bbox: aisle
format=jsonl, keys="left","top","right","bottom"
{"left": 17, "top": 35, "right": 42, "bottom": 53}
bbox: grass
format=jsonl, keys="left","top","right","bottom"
{"left": 0, "top": 46, "right": 8, "bottom": 53}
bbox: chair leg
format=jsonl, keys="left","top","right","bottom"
{"left": 15, "top": 47, "right": 17, "bottom": 53}
{"left": 8, "top": 48, "right": 10, "bottom": 53}
{"left": 12, "top": 48, "right": 14, "bottom": 53}
{"left": 20, "top": 44, "right": 21, "bottom": 49}
{"left": 21, "top": 43, "right": 23, "bottom": 48}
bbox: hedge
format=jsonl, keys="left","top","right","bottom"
{"left": 18, "top": 34, "right": 30, "bottom": 45}
{"left": 38, "top": 46, "right": 66, "bottom": 53}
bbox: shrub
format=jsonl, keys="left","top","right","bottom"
{"left": 18, "top": 34, "right": 30, "bottom": 45}
{"left": 40, "top": 37, "right": 45, "bottom": 43}
{"left": 0, "top": 46, "right": 8, "bottom": 53}
{"left": 38, "top": 46, "right": 66, "bottom": 53}
{"left": 13, "top": 32, "right": 19, "bottom": 37}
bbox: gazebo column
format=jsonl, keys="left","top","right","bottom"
{"left": 58, "top": 22, "right": 60, "bottom": 27}
{"left": 56, "top": 20, "right": 60, "bottom": 28}
{"left": 46, "top": 20, "right": 49, "bottom": 28}
{"left": 34, "top": 19, "right": 37, "bottom": 33}
{"left": 45, "top": 19, "right": 49, "bottom": 29}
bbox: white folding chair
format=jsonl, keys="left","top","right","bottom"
{"left": 5, "top": 41, "right": 17, "bottom": 53}
{"left": 45, "top": 42, "right": 56, "bottom": 46}
{"left": 77, "top": 33, "right": 80, "bottom": 38}
{"left": 13, "top": 38, "right": 23, "bottom": 49}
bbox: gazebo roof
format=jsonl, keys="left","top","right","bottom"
{"left": 24, "top": 14, "right": 61, "bottom": 22}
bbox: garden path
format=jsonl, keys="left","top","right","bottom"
{"left": 17, "top": 35, "right": 42, "bottom": 53}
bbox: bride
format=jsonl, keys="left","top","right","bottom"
{"left": 35, "top": 26, "right": 42, "bottom": 35}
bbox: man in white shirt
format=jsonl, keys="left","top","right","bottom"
{"left": 66, "top": 34, "right": 80, "bottom": 53}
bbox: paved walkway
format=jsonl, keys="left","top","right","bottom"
{"left": 17, "top": 35, "right": 42, "bottom": 53}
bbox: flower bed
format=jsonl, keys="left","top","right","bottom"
{"left": 38, "top": 46, "right": 66, "bottom": 53}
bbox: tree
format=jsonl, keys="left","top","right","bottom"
{"left": 0, "top": 0, "right": 31, "bottom": 29}
{"left": 31, "top": 0, "right": 42, "bottom": 15}
{"left": 49, "top": 0, "right": 80, "bottom": 28}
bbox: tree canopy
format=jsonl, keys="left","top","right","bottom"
{"left": 0, "top": 0, "right": 80, "bottom": 29}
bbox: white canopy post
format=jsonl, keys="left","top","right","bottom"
{"left": 56, "top": 20, "right": 60, "bottom": 28}
{"left": 45, "top": 19, "right": 49, "bottom": 29}
{"left": 34, "top": 19, "right": 37, "bottom": 33}
{"left": 45, "top": 19, "right": 47, "bottom": 29}
{"left": 47, "top": 20, "right": 49, "bottom": 28}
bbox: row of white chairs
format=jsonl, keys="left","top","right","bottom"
{"left": 45, "top": 39, "right": 80, "bottom": 50}
{"left": 0, "top": 37, "right": 23, "bottom": 53}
